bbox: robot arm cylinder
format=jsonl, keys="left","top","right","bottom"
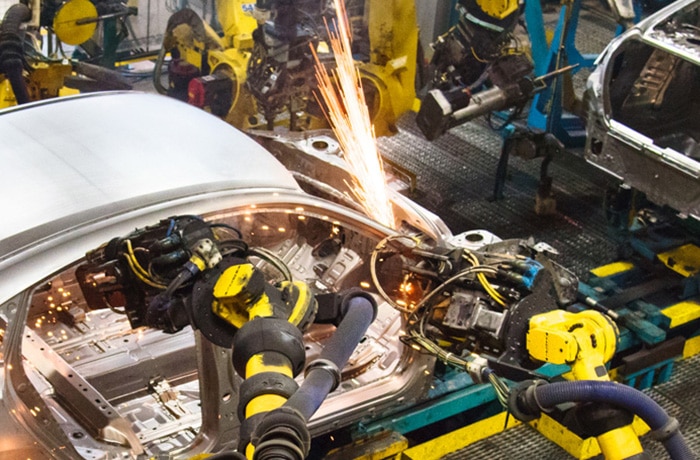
{"left": 285, "top": 295, "right": 377, "bottom": 419}
{"left": 417, "top": 78, "right": 534, "bottom": 140}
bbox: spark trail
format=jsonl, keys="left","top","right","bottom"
{"left": 311, "top": 0, "right": 395, "bottom": 228}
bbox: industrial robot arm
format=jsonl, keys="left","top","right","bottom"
{"left": 83, "top": 215, "right": 377, "bottom": 460}
{"left": 509, "top": 309, "right": 696, "bottom": 460}
{"left": 373, "top": 233, "right": 694, "bottom": 459}
{"left": 417, "top": 54, "right": 534, "bottom": 140}
{"left": 416, "top": 0, "right": 528, "bottom": 140}
{"left": 416, "top": 0, "right": 581, "bottom": 141}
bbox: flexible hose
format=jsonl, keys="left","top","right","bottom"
{"left": 152, "top": 44, "right": 168, "bottom": 94}
{"left": 0, "top": 3, "right": 29, "bottom": 32}
{"left": 533, "top": 381, "right": 696, "bottom": 460}
{"left": 252, "top": 296, "right": 376, "bottom": 460}
{"left": 0, "top": 3, "right": 31, "bottom": 104}
{"left": 284, "top": 296, "right": 376, "bottom": 420}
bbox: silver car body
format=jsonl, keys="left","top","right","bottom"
{"left": 0, "top": 92, "right": 449, "bottom": 459}
{"left": 585, "top": 0, "right": 700, "bottom": 218}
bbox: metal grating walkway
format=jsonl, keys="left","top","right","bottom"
{"left": 378, "top": 112, "right": 619, "bottom": 278}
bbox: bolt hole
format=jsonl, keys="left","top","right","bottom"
{"left": 312, "top": 140, "right": 329, "bottom": 150}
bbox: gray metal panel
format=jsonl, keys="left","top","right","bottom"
{"left": 0, "top": 92, "right": 299, "bottom": 253}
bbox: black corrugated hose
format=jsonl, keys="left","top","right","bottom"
{"left": 0, "top": 3, "right": 31, "bottom": 104}
{"left": 252, "top": 294, "right": 377, "bottom": 460}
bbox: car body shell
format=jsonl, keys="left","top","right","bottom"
{"left": 585, "top": 0, "right": 700, "bottom": 218}
{"left": 0, "top": 92, "right": 448, "bottom": 458}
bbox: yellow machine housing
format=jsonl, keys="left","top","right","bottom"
{"left": 0, "top": 62, "right": 74, "bottom": 109}
{"left": 527, "top": 309, "right": 618, "bottom": 381}
{"left": 159, "top": 0, "right": 418, "bottom": 136}
{"left": 527, "top": 309, "right": 645, "bottom": 459}
{"left": 475, "top": 0, "right": 520, "bottom": 20}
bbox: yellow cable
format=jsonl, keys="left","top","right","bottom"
{"left": 123, "top": 252, "right": 168, "bottom": 289}
{"left": 477, "top": 272, "right": 508, "bottom": 307}
{"left": 470, "top": 46, "right": 490, "bottom": 63}
{"left": 124, "top": 240, "right": 167, "bottom": 289}
{"left": 125, "top": 240, "right": 150, "bottom": 277}
{"left": 463, "top": 252, "right": 508, "bottom": 307}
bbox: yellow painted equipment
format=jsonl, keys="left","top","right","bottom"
{"left": 657, "top": 243, "right": 700, "bottom": 278}
{"left": 0, "top": 61, "right": 73, "bottom": 109}
{"left": 527, "top": 309, "right": 617, "bottom": 381}
{"left": 157, "top": 0, "right": 419, "bottom": 136}
{"left": 52, "top": 0, "right": 98, "bottom": 46}
{"left": 475, "top": 0, "right": 520, "bottom": 20}
{"left": 0, "top": 79, "right": 15, "bottom": 108}
{"left": 212, "top": 263, "right": 274, "bottom": 328}
{"left": 208, "top": 258, "right": 317, "bottom": 459}
{"left": 527, "top": 309, "right": 646, "bottom": 459}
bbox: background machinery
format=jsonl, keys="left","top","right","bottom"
{"left": 154, "top": 0, "right": 419, "bottom": 136}
{"left": 0, "top": 1, "right": 134, "bottom": 108}
{"left": 416, "top": 0, "right": 528, "bottom": 141}
{"left": 414, "top": 0, "right": 601, "bottom": 214}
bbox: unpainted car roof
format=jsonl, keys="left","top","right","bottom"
{"left": 0, "top": 92, "right": 300, "bottom": 255}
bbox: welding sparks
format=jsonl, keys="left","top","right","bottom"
{"left": 311, "top": 0, "right": 395, "bottom": 228}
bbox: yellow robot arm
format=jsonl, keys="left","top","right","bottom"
{"left": 526, "top": 310, "right": 647, "bottom": 459}
{"left": 527, "top": 309, "right": 618, "bottom": 381}
{"left": 475, "top": 0, "right": 520, "bottom": 21}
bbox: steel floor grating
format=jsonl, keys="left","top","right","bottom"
{"left": 378, "top": 113, "right": 620, "bottom": 278}
{"left": 441, "top": 423, "right": 572, "bottom": 460}
{"left": 641, "top": 355, "right": 700, "bottom": 457}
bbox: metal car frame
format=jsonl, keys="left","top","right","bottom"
{"left": 585, "top": 0, "right": 700, "bottom": 219}
{"left": 0, "top": 92, "right": 449, "bottom": 459}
